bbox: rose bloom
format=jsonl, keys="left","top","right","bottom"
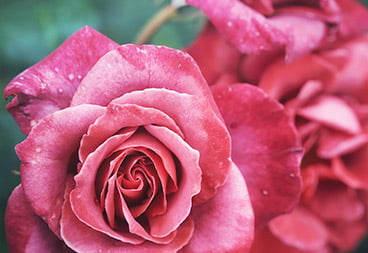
{"left": 3, "top": 27, "right": 302, "bottom": 252}
{"left": 186, "top": 0, "right": 368, "bottom": 62}
{"left": 187, "top": 24, "right": 368, "bottom": 252}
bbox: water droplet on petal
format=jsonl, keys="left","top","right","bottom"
{"left": 178, "top": 63, "right": 182, "bottom": 68}
{"left": 30, "top": 120, "right": 37, "bottom": 127}
{"left": 77, "top": 74, "right": 82, "bottom": 79}
{"left": 54, "top": 67, "right": 60, "bottom": 72}
{"left": 58, "top": 88, "right": 63, "bottom": 93}
{"left": 261, "top": 189, "right": 269, "bottom": 196}
{"left": 19, "top": 76, "right": 24, "bottom": 80}
{"left": 40, "top": 83, "right": 47, "bottom": 89}
{"left": 289, "top": 173, "right": 296, "bottom": 178}
{"left": 68, "top": 74, "right": 74, "bottom": 81}
{"left": 36, "top": 148, "right": 41, "bottom": 153}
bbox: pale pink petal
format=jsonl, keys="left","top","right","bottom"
{"left": 15, "top": 104, "right": 105, "bottom": 235}
{"left": 297, "top": 95, "right": 361, "bottom": 134}
{"left": 61, "top": 178, "right": 194, "bottom": 253}
{"left": 269, "top": 14, "right": 326, "bottom": 62}
{"left": 5, "top": 185, "right": 68, "bottom": 253}
{"left": 269, "top": 207, "right": 330, "bottom": 251}
{"left": 212, "top": 82, "right": 302, "bottom": 225}
{"left": 111, "top": 88, "right": 231, "bottom": 203}
{"left": 180, "top": 163, "right": 254, "bottom": 253}
{"left": 3, "top": 26, "right": 118, "bottom": 134}
{"left": 70, "top": 44, "right": 220, "bottom": 117}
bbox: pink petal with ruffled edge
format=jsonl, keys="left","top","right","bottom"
{"left": 3, "top": 26, "right": 118, "bottom": 134}
{"left": 212, "top": 82, "right": 302, "bottom": 225}
{"left": 180, "top": 163, "right": 254, "bottom": 253}
{"left": 186, "top": 0, "right": 288, "bottom": 54}
{"left": 297, "top": 95, "right": 361, "bottom": 134}
{"left": 70, "top": 44, "right": 220, "bottom": 118}
{"left": 15, "top": 104, "right": 106, "bottom": 235}
{"left": 268, "top": 207, "right": 330, "bottom": 251}
{"left": 5, "top": 185, "right": 69, "bottom": 253}
{"left": 61, "top": 178, "right": 195, "bottom": 252}
{"left": 70, "top": 102, "right": 202, "bottom": 243}
{"left": 111, "top": 88, "right": 231, "bottom": 203}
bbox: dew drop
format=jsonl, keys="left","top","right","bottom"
{"left": 19, "top": 76, "right": 25, "bottom": 80}
{"left": 77, "top": 74, "right": 82, "bottom": 79}
{"left": 261, "top": 189, "right": 269, "bottom": 196}
{"left": 178, "top": 63, "right": 182, "bottom": 68}
{"left": 30, "top": 120, "right": 37, "bottom": 127}
{"left": 36, "top": 148, "right": 41, "bottom": 153}
{"left": 289, "top": 173, "right": 296, "bottom": 178}
{"left": 54, "top": 67, "right": 60, "bottom": 73}
{"left": 58, "top": 88, "right": 64, "bottom": 93}
{"left": 40, "top": 83, "right": 47, "bottom": 89}
{"left": 68, "top": 73, "right": 75, "bottom": 81}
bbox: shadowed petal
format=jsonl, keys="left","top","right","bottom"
{"left": 15, "top": 104, "right": 105, "bottom": 235}
{"left": 5, "top": 185, "right": 68, "bottom": 253}
{"left": 212, "top": 83, "right": 302, "bottom": 226}
{"left": 180, "top": 163, "right": 254, "bottom": 253}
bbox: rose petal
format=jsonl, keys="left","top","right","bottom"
{"left": 180, "top": 163, "right": 254, "bottom": 253}
{"left": 3, "top": 26, "right": 118, "bottom": 134}
{"left": 70, "top": 44, "right": 220, "bottom": 117}
{"left": 258, "top": 53, "right": 337, "bottom": 100}
{"left": 250, "top": 225, "right": 330, "bottom": 253}
{"left": 71, "top": 119, "right": 201, "bottom": 243}
{"left": 297, "top": 95, "right": 361, "bottom": 134}
{"left": 5, "top": 185, "right": 68, "bottom": 253}
{"left": 61, "top": 178, "right": 195, "bottom": 253}
{"left": 268, "top": 207, "right": 330, "bottom": 251}
{"left": 111, "top": 88, "right": 231, "bottom": 202}
{"left": 306, "top": 180, "right": 365, "bottom": 222}
{"left": 185, "top": 24, "right": 241, "bottom": 85}
{"left": 15, "top": 104, "right": 106, "bottom": 235}
{"left": 212, "top": 82, "right": 302, "bottom": 225}
{"left": 186, "top": 0, "right": 288, "bottom": 54}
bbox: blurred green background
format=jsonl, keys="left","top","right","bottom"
{"left": 1, "top": 0, "right": 368, "bottom": 252}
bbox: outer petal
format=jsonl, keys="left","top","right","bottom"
{"left": 15, "top": 104, "right": 106, "bottom": 235}
{"left": 212, "top": 83, "right": 302, "bottom": 225}
{"left": 5, "top": 185, "right": 68, "bottom": 253}
{"left": 70, "top": 44, "right": 220, "bottom": 118}
{"left": 180, "top": 163, "right": 254, "bottom": 253}
{"left": 3, "top": 26, "right": 119, "bottom": 134}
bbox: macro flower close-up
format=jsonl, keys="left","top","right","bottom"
{"left": 1, "top": 0, "right": 368, "bottom": 252}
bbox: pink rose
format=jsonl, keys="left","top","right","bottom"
{"left": 4, "top": 27, "right": 256, "bottom": 252}
{"left": 187, "top": 21, "right": 368, "bottom": 252}
{"left": 186, "top": 0, "right": 368, "bottom": 62}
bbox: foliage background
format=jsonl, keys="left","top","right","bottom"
{"left": 0, "top": 0, "right": 368, "bottom": 252}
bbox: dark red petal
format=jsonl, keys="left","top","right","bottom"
{"left": 3, "top": 26, "right": 118, "bottom": 134}
{"left": 112, "top": 88, "right": 231, "bottom": 202}
{"left": 5, "top": 185, "right": 67, "bottom": 253}
{"left": 180, "top": 163, "right": 254, "bottom": 253}
{"left": 61, "top": 179, "right": 194, "bottom": 252}
{"left": 15, "top": 104, "right": 105, "bottom": 235}
{"left": 185, "top": 24, "right": 241, "bottom": 85}
{"left": 212, "top": 83, "right": 302, "bottom": 226}
{"left": 70, "top": 44, "right": 220, "bottom": 117}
